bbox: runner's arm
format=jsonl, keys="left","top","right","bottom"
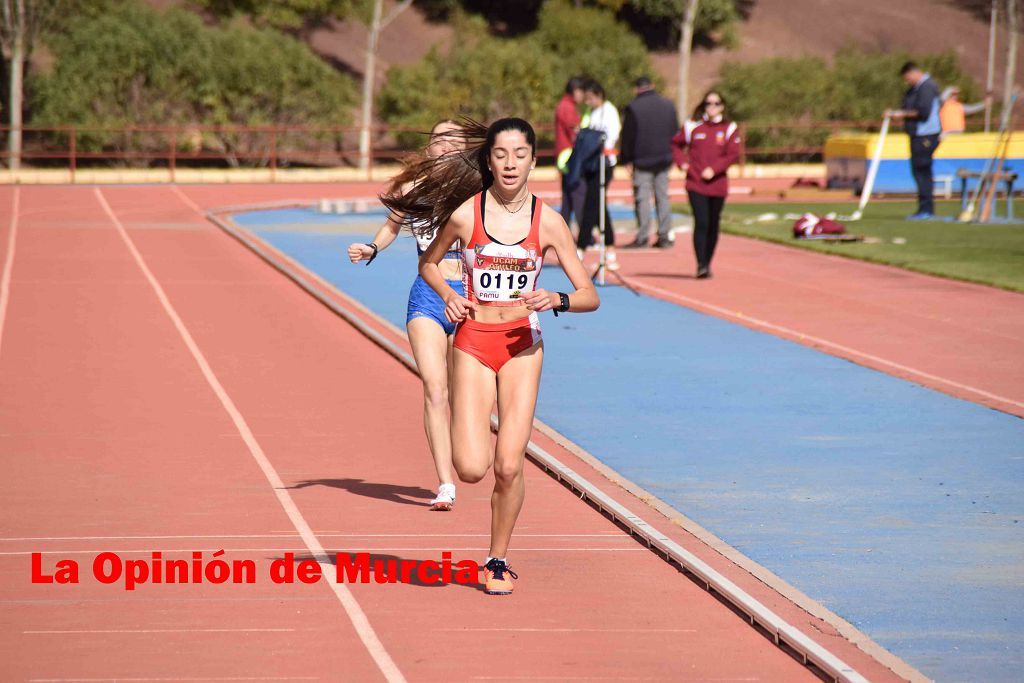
{"left": 419, "top": 203, "right": 474, "bottom": 321}
{"left": 522, "top": 209, "right": 599, "bottom": 314}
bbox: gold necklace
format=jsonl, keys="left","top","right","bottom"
{"left": 491, "top": 188, "right": 530, "bottom": 214}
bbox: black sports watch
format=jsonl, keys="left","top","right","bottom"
{"left": 553, "top": 291, "right": 570, "bottom": 316}
{"left": 365, "top": 242, "right": 379, "bottom": 265}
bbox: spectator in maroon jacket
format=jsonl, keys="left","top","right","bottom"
{"left": 555, "top": 76, "right": 586, "bottom": 228}
{"left": 671, "top": 90, "right": 741, "bottom": 279}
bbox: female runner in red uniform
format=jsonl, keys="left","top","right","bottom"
{"left": 383, "top": 118, "right": 599, "bottom": 595}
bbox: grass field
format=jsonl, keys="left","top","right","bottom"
{"left": 681, "top": 200, "right": 1024, "bottom": 293}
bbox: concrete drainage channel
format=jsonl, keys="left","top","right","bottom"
{"left": 207, "top": 202, "right": 872, "bottom": 683}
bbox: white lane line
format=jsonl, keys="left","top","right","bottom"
{"left": 170, "top": 184, "right": 207, "bottom": 217}
{"left": 25, "top": 628, "right": 298, "bottom": 634}
{"left": 0, "top": 533, "right": 627, "bottom": 542}
{"left": 0, "top": 186, "right": 20, "bottom": 361}
{"left": 93, "top": 187, "right": 404, "bottom": 683}
{"left": 626, "top": 277, "right": 1024, "bottom": 413}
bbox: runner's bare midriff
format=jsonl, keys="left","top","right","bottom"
{"left": 470, "top": 301, "right": 532, "bottom": 324}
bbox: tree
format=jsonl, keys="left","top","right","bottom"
{"left": 530, "top": 0, "right": 656, "bottom": 109}
{"left": 378, "top": 13, "right": 559, "bottom": 146}
{"left": 377, "top": 2, "right": 656, "bottom": 145}
{"left": 358, "top": 0, "right": 412, "bottom": 172}
{"left": 627, "top": 0, "right": 740, "bottom": 115}
{"left": 195, "top": 0, "right": 359, "bottom": 30}
{"left": 0, "top": 0, "right": 63, "bottom": 169}
{"left": 1005, "top": 0, "right": 1019, "bottom": 115}
{"left": 198, "top": 0, "right": 413, "bottom": 174}
{"left": 677, "top": 0, "right": 698, "bottom": 118}
{"left": 716, "top": 48, "right": 980, "bottom": 160}
{"left": 32, "top": 4, "right": 358, "bottom": 165}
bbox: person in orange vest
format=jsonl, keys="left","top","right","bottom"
{"left": 939, "top": 86, "right": 989, "bottom": 138}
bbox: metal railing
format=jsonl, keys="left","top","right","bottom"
{"left": 0, "top": 119, "right": 908, "bottom": 180}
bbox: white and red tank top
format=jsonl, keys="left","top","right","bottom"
{"left": 462, "top": 191, "right": 544, "bottom": 307}
{"left": 414, "top": 226, "right": 462, "bottom": 260}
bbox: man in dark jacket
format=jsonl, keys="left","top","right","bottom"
{"left": 888, "top": 62, "right": 942, "bottom": 220}
{"left": 619, "top": 76, "right": 679, "bottom": 248}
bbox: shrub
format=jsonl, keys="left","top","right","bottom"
{"left": 32, "top": 3, "right": 358, "bottom": 165}
{"left": 378, "top": 0, "right": 656, "bottom": 148}
{"left": 715, "top": 48, "right": 981, "bottom": 160}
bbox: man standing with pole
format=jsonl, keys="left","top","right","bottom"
{"left": 887, "top": 62, "right": 942, "bottom": 220}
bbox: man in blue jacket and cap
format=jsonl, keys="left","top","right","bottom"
{"left": 887, "top": 62, "right": 942, "bottom": 220}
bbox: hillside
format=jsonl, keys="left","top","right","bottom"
{"left": 307, "top": 0, "right": 1021, "bottom": 111}
{"left": 139, "top": 0, "right": 1021, "bottom": 120}
{"left": 678, "top": 0, "right": 1022, "bottom": 103}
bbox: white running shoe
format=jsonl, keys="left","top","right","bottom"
{"left": 429, "top": 483, "right": 456, "bottom": 511}
{"left": 606, "top": 251, "right": 620, "bottom": 272}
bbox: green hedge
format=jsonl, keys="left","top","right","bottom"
{"left": 716, "top": 48, "right": 981, "bottom": 160}
{"left": 377, "top": 0, "right": 655, "bottom": 148}
{"left": 32, "top": 3, "right": 358, "bottom": 163}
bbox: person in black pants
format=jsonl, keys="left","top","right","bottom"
{"left": 575, "top": 80, "right": 621, "bottom": 269}
{"left": 671, "top": 91, "right": 741, "bottom": 278}
{"left": 688, "top": 193, "right": 725, "bottom": 277}
{"left": 620, "top": 76, "right": 679, "bottom": 249}
{"left": 888, "top": 62, "right": 942, "bottom": 220}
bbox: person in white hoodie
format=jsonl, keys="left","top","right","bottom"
{"left": 576, "top": 79, "right": 622, "bottom": 270}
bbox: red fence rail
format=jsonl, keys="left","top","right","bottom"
{"left": 0, "top": 119, "right": 906, "bottom": 180}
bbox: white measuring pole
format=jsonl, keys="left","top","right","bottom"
{"left": 854, "top": 113, "right": 891, "bottom": 219}
{"left": 597, "top": 145, "right": 606, "bottom": 286}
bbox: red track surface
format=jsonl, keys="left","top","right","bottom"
{"left": 3, "top": 181, "right": 991, "bottom": 682}
{"left": 166, "top": 175, "right": 795, "bottom": 206}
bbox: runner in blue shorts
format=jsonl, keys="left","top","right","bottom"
{"left": 348, "top": 120, "right": 465, "bottom": 510}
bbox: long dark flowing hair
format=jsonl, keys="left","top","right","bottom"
{"left": 380, "top": 117, "right": 537, "bottom": 237}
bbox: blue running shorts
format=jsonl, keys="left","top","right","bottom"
{"left": 407, "top": 275, "right": 464, "bottom": 336}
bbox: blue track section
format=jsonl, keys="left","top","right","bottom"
{"left": 237, "top": 208, "right": 1024, "bottom": 683}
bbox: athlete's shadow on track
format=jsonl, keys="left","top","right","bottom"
{"left": 288, "top": 478, "right": 433, "bottom": 507}
{"left": 280, "top": 553, "right": 487, "bottom": 592}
